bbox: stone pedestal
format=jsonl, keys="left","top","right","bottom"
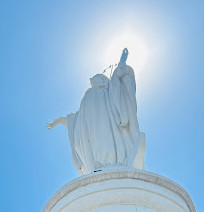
{"left": 43, "top": 168, "right": 196, "bottom": 212}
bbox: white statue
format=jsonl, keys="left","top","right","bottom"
{"left": 47, "top": 48, "right": 146, "bottom": 175}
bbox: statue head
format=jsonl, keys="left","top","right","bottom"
{"left": 90, "top": 74, "right": 109, "bottom": 88}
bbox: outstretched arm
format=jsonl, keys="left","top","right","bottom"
{"left": 47, "top": 117, "right": 67, "bottom": 129}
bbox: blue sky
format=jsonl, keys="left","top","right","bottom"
{"left": 0, "top": 0, "right": 204, "bottom": 211}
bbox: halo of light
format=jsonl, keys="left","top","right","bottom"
{"left": 104, "top": 33, "right": 149, "bottom": 73}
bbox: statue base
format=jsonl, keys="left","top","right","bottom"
{"left": 43, "top": 168, "right": 195, "bottom": 212}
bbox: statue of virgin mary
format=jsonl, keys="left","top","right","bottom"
{"left": 47, "top": 48, "right": 146, "bottom": 175}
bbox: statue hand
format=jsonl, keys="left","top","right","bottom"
{"left": 47, "top": 118, "right": 60, "bottom": 129}
{"left": 47, "top": 117, "right": 68, "bottom": 129}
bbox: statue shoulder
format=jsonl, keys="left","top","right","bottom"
{"left": 80, "top": 88, "right": 93, "bottom": 103}
{"left": 112, "top": 65, "right": 135, "bottom": 79}
{"left": 125, "top": 65, "right": 135, "bottom": 77}
{"left": 85, "top": 88, "right": 92, "bottom": 93}
{"left": 126, "top": 65, "right": 134, "bottom": 71}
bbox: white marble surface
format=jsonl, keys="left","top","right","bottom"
{"left": 43, "top": 169, "right": 196, "bottom": 212}
{"left": 90, "top": 205, "right": 157, "bottom": 212}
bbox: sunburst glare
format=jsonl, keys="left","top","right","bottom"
{"left": 104, "top": 32, "right": 149, "bottom": 75}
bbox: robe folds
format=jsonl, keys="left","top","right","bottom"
{"left": 67, "top": 65, "right": 141, "bottom": 175}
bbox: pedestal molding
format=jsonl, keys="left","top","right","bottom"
{"left": 43, "top": 169, "right": 195, "bottom": 212}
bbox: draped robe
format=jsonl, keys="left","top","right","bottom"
{"left": 67, "top": 65, "right": 141, "bottom": 175}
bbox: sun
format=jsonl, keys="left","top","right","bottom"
{"left": 104, "top": 33, "right": 148, "bottom": 73}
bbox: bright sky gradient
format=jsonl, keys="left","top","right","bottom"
{"left": 1, "top": 0, "right": 204, "bottom": 211}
